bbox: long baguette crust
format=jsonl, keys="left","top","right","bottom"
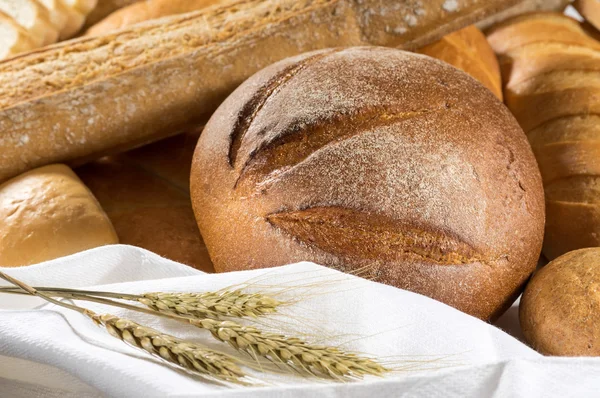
{"left": 0, "top": 0, "right": 518, "bottom": 182}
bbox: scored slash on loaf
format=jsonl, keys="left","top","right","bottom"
{"left": 190, "top": 47, "right": 545, "bottom": 321}
{"left": 0, "top": 0, "right": 519, "bottom": 183}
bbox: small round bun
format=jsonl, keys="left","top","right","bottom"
{"left": 191, "top": 47, "right": 545, "bottom": 320}
{"left": 520, "top": 248, "right": 600, "bottom": 356}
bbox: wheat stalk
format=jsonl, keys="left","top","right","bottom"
{"left": 0, "top": 287, "right": 282, "bottom": 320}
{"left": 187, "top": 318, "right": 388, "bottom": 379}
{"left": 92, "top": 313, "right": 248, "bottom": 384}
{"left": 138, "top": 291, "right": 281, "bottom": 319}
{"left": 0, "top": 271, "right": 250, "bottom": 385}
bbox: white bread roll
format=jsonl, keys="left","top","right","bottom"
{"left": 0, "top": 164, "right": 118, "bottom": 267}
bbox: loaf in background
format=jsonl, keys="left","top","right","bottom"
{"left": 418, "top": 25, "right": 503, "bottom": 100}
{"left": 76, "top": 131, "right": 215, "bottom": 273}
{"left": 0, "top": 0, "right": 59, "bottom": 46}
{"left": 488, "top": 13, "right": 600, "bottom": 260}
{"left": 86, "top": 0, "right": 222, "bottom": 35}
{"left": 478, "top": 0, "right": 572, "bottom": 29}
{"left": 0, "top": 0, "right": 520, "bottom": 183}
{"left": 0, "top": 164, "right": 118, "bottom": 267}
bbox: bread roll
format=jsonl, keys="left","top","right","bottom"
{"left": 86, "top": 0, "right": 221, "bottom": 36}
{"left": 418, "top": 25, "right": 503, "bottom": 100}
{"left": 190, "top": 47, "right": 545, "bottom": 321}
{"left": 77, "top": 132, "right": 214, "bottom": 272}
{"left": 0, "top": 164, "right": 118, "bottom": 267}
{"left": 520, "top": 248, "right": 600, "bottom": 356}
{"left": 0, "top": 0, "right": 520, "bottom": 183}
{"left": 488, "top": 13, "right": 600, "bottom": 260}
{"left": 0, "top": 0, "right": 58, "bottom": 46}
{"left": 575, "top": 0, "right": 600, "bottom": 30}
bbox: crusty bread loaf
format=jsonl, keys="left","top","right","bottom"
{"left": 190, "top": 47, "right": 545, "bottom": 321}
{"left": 83, "top": 0, "right": 142, "bottom": 29}
{"left": 0, "top": 0, "right": 58, "bottom": 46}
{"left": 478, "top": 0, "right": 571, "bottom": 29}
{"left": 0, "top": 11, "right": 36, "bottom": 60}
{"left": 520, "top": 248, "right": 600, "bottom": 356}
{"left": 418, "top": 25, "right": 503, "bottom": 100}
{"left": 0, "top": 164, "right": 118, "bottom": 267}
{"left": 0, "top": 0, "right": 520, "bottom": 183}
{"left": 86, "top": 0, "right": 221, "bottom": 36}
{"left": 76, "top": 131, "right": 215, "bottom": 272}
{"left": 488, "top": 13, "right": 600, "bottom": 260}
{"left": 575, "top": 0, "right": 600, "bottom": 30}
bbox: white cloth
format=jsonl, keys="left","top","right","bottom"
{"left": 1, "top": 245, "right": 599, "bottom": 397}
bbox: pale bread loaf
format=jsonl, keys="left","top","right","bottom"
{"left": 0, "top": 0, "right": 58, "bottom": 46}
{"left": 0, "top": 11, "right": 36, "bottom": 60}
{"left": 0, "top": 164, "right": 118, "bottom": 267}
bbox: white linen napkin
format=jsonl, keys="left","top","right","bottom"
{"left": 0, "top": 245, "right": 599, "bottom": 397}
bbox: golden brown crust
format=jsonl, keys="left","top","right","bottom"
{"left": 0, "top": 0, "right": 519, "bottom": 183}
{"left": 417, "top": 25, "right": 503, "bottom": 99}
{"left": 520, "top": 248, "right": 600, "bottom": 356}
{"left": 0, "top": 164, "right": 118, "bottom": 267}
{"left": 190, "top": 47, "right": 545, "bottom": 321}
{"left": 76, "top": 135, "right": 215, "bottom": 273}
{"left": 489, "top": 13, "right": 600, "bottom": 260}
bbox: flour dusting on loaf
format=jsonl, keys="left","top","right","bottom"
{"left": 191, "top": 47, "right": 545, "bottom": 321}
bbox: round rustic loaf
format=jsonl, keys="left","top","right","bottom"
{"left": 190, "top": 47, "right": 545, "bottom": 321}
{"left": 520, "top": 248, "right": 600, "bottom": 356}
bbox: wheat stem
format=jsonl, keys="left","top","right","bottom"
{"left": 0, "top": 271, "right": 249, "bottom": 385}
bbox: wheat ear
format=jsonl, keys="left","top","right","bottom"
{"left": 188, "top": 318, "right": 388, "bottom": 379}
{"left": 138, "top": 291, "right": 281, "bottom": 319}
{"left": 0, "top": 271, "right": 249, "bottom": 385}
{"left": 0, "top": 287, "right": 282, "bottom": 320}
{"left": 92, "top": 313, "right": 248, "bottom": 384}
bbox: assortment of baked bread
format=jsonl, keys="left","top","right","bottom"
{"left": 1, "top": 0, "right": 599, "bottom": 355}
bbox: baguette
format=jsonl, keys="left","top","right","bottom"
{"left": 0, "top": 164, "right": 118, "bottom": 267}
{"left": 488, "top": 12, "right": 600, "bottom": 260}
{"left": 0, "top": 0, "right": 519, "bottom": 183}
{"left": 86, "top": 0, "right": 222, "bottom": 35}
{"left": 575, "top": 0, "right": 600, "bottom": 30}
{"left": 418, "top": 25, "right": 503, "bottom": 100}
